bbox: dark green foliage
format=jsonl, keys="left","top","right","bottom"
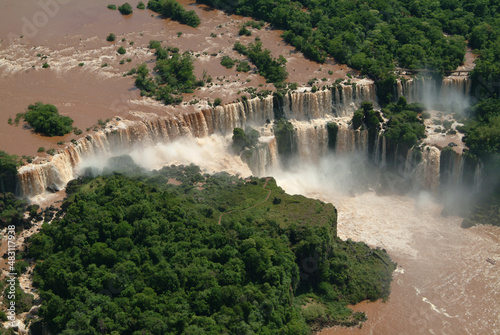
{"left": 234, "top": 41, "right": 287, "bottom": 83}
{"left": 0, "top": 192, "right": 28, "bottom": 227}
{"left": 239, "top": 26, "right": 252, "bottom": 36}
{"left": 3, "top": 279, "right": 33, "bottom": 313}
{"left": 463, "top": 98, "right": 500, "bottom": 159}
{"left": 220, "top": 56, "right": 235, "bottom": 68}
{"left": 351, "top": 101, "right": 381, "bottom": 130}
{"left": 383, "top": 99, "right": 426, "bottom": 148}
{"left": 196, "top": 0, "right": 472, "bottom": 85}
{"left": 148, "top": 0, "right": 201, "bottom": 27}
{"left": 233, "top": 41, "right": 247, "bottom": 54}
{"left": 27, "top": 166, "right": 395, "bottom": 334}
{"left": 352, "top": 110, "right": 364, "bottom": 130}
{"left": 107, "top": 4, "right": 117, "bottom": 10}
{"left": 236, "top": 60, "right": 250, "bottom": 72}
{"left": 117, "top": 46, "right": 126, "bottom": 54}
{"left": 118, "top": 3, "right": 133, "bottom": 15}
{"left": 42, "top": 63, "right": 49, "bottom": 68}
{"left": 137, "top": 1, "right": 146, "bottom": 9}
{"left": 0, "top": 152, "right": 20, "bottom": 194}
{"left": 22, "top": 102, "right": 74, "bottom": 137}
{"left": 274, "top": 119, "right": 296, "bottom": 165}
{"left": 213, "top": 97, "right": 222, "bottom": 106}
{"left": 106, "top": 33, "right": 116, "bottom": 42}
{"left": 232, "top": 127, "right": 259, "bottom": 153}
{"left": 132, "top": 42, "right": 198, "bottom": 105}
{"left": 326, "top": 122, "right": 338, "bottom": 150}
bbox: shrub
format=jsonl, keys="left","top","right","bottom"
{"left": 23, "top": 102, "right": 74, "bottom": 137}
{"left": 236, "top": 61, "right": 250, "bottom": 72}
{"left": 37, "top": 147, "right": 45, "bottom": 153}
{"left": 42, "top": 63, "right": 50, "bottom": 68}
{"left": 78, "top": 62, "right": 84, "bottom": 66}
{"left": 117, "top": 46, "right": 126, "bottom": 54}
{"left": 137, "top": 1, "right": 145, "bottom": 9}
{"left": 8, "top": 117, "right": 12, "bottom": 125}
{"left": 118, "top": 3, "right": 133, "bottom": 15}
{"left": 147, "top": 0, "right": 200, "bottom": 27}
{"left": 421, "top": 112, "right": 431, "bottom": 119}
{"left": 220, "top": 56, "right": 235, "bottom": 68}
{"left": 239, "top": 26, "right": 252, "bottom": 36}
{"left": 106, "top": 33, "right": 116, "bottom": 42}
{"left": 107, "top": 4, "right": 117, "bottom": 10}
{"left": 47, "top": 149, "right": 56, "bottom": 156}
{"left": 442, "top": 120, "right": 454, "bottom": 130}
{"left": 214, "top": 97, "right": 222, "bottom": 106}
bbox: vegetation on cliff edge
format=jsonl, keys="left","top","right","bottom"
{"left": 26, "top": 163, "right": 395, "bottom": 334}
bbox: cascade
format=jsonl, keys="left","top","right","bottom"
{"left": 372, "top": 131, "right": 387, "bottom": 168}
{"left": 282, "top": 89, "right": 332, "bottom": 120}
{"left": 290, "top": 119, "right": 329, "bottom": 162}
{"left": 441, "top": 76, "right": 471, "bottom": 99}
{"left": 17, "top": 96, "right": 275, "bottom": 198}
{"left": 440, "top": 148, "right": 465, "bottom": 189}
{"left": 244, "top": 142, "right": 274, "bottom": 177}
{"left": 404, "top": 145, "right": 441, "bottom": 192}
{"left": 280, "top": 80, "right": 377, "bottom": 121}
{"left": 335, "top": 123, "right": 369, "bottom": 154}
{"left": 332, "top": 80, "right": 377, "bottom": 117}
{"left": 396, "top": 75, "right": 471, "bottom": 111}
{"left": 473, "top": 161, "right": 483, "bottom": 193}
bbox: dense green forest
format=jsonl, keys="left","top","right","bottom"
{"left": 0, "top": 152, "right": 19, "bottom": 194}
{"left": 24, "top": 163, "right": 395, "bottom": 334}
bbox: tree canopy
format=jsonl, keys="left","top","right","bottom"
{"left": 148, "top": 0, "right": 201, "bottom": 27}
{"left": 27, "top": 164, "right": 395, "bottom": 334}
{"left": 22, "top": 102, "right": 74, "bottom": 137}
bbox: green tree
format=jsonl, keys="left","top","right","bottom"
{"left": 118, "top": 3, "right": 133, "bottom": 15}
{"left": 23, "top": 102, "right": 74, "bottom": 137}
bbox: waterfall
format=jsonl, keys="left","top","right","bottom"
{"left": 440, "top": 148, "right": 465, "bottom": 189}
{"left": 289, "top": 120, "right": 329, "bottom": 162}
{"left": 332, "top": 79, "right": 377, "bottom": 117}
{"left": 16, "top": 96, "right": 275, "bottom": 198}
{"left": 335, "top": 123, "right": 369, "bottom": 154}
{"left": 373, "top": 131, "right": 387, "bottom": 168}
{"left": 404, "top": 146, "right": 441, "bottom": 192}
{"left": 396, "top": 75, "right": 471, "bottom": 112}
{"left": 282, "top": 89, "right": 332, "bottom": 120}
{"left": 280, "top": 80, "right": 376, "bottom": 121}
{"left": 473, "top": 161, "right": 483, "bottom": 193}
